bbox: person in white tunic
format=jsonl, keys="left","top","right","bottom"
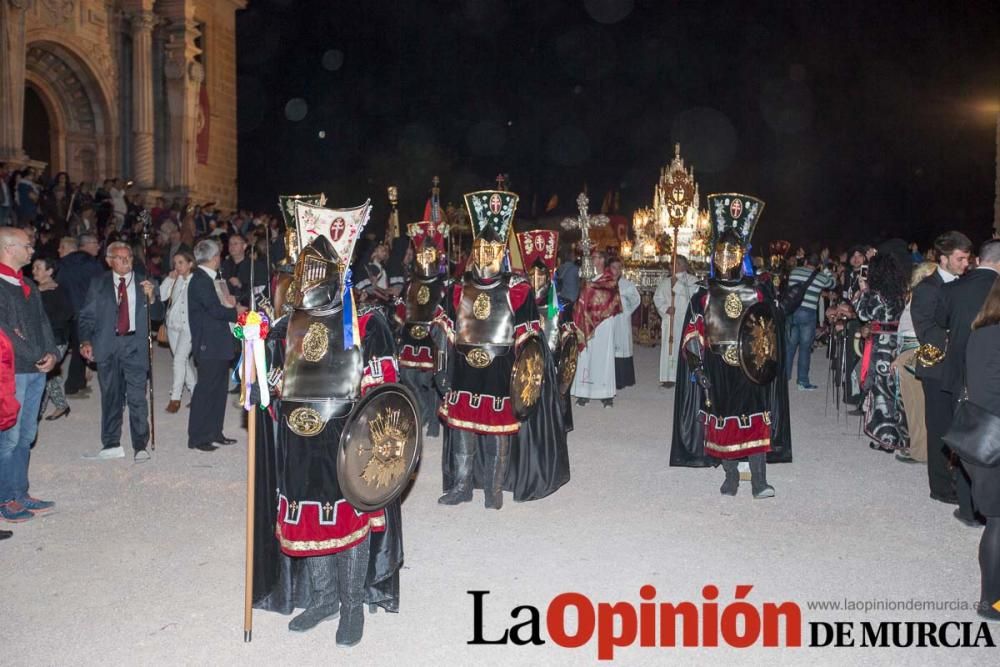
{"left": 159, "top": 248, "right": 197, "bottom": 413}
{"left": 609, "top": 257, "right": 641, "bottom": 389}
{"left": 571, "top": 250, "right": 621, "bottom": 407}
{"left": 654, "top": 255, "right": 699, "bottom": 387}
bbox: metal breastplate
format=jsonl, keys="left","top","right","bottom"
{"left": 704, "top": 281, "right": 759, "bottom": 364}
{"left": 282, "top": 308, "right": 363, "bottom": 422}
{"left": 405, "top": 278, "right": 443, "bottom": 325}
{"left": 455, "top": 278, "right": 514, "bottom": 366}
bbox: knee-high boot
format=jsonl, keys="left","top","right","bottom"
{"left": 439, "top": 428, "right": 475, "bottom": 505}
{"left": 336, "top": 536, "right": 371, "bottom": 647}
{"left": 484, "top": 435, "right": 510, "bottom": 510}
{"left": 720, "top": 459, "right": 740, "bottom": 496}
{"left": 979, "top": 518, "right": 1000, "bottom": 620}
{"left": 288, "top": 554, "right": 340, "bottom": 632}
{"left": 749, "top": 453, "right": 775, "bottom": 499}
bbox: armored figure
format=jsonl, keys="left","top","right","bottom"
{"left": 394, "top": 220, "right": 450, "bottom": 436}
{"left": 669, "top": 193, "right": 792, "bottom": 497}
{"left": 516, "top": 229, "right": 580, "bottom": 431}
{"left": 436, "top": 190, "right": 546, "bottom": 509}
{"left": 253, "top": 198, "right": 420, "bottom": 646}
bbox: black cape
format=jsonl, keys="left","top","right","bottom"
{"left": 442, "top": 341, "right": 571, "bottom": 501}
{"left": 669, "top": 281, "right": 793, "bottom": 467}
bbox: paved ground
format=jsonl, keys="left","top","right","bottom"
{"left": 2, "top": 344, "right": 993, "bottom": 665}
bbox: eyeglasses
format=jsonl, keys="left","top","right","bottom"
{"left": 109, "top": 255, "right": 132, "bottom": 262}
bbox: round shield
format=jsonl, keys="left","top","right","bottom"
{"left": 337, "top": 383, "right": 422, "bottom": 512}
{"left": 511, "top": 336, "right": 545, "bottom": 420}
{"left": 557, "top": 332, "right": 579, "bottom": 397}
{"left": 738, "top": 302, "right": 779, "bottom": 385}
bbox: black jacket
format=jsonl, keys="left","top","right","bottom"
{"left": 58, "top": 251, "right": 105, "bottom": 313}
{"left": 187, "top": 267, "right": 237, "bottom": 361}
{"left": 910, "top": 269, "right": 946, "bottom": 381}
{"left": 78, "top": 269, "right": 163, "bottom": 366}
{"left": 935, "top": 267, "right": 1000, "bottom": 394}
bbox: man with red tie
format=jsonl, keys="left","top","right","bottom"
{"left": 79, "top": 242, "right": 163, "bottom": 462}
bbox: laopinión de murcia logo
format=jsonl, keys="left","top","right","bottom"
{"left": 466, "top": 586, "right": 998, "bottom": 660}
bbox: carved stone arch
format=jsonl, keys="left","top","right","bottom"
{"left": 22, "top": 35, "right": 117, "bottom": 183}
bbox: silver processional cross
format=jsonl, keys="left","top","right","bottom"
{"left": 561, "top": 192, "right": 609, "bottom": 280}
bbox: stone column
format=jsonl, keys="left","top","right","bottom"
{"left": 131, "top": 11, "right": 158, "bottom": 187}
{"left": 163, "top": 19, "right": 201, "bottom": 193}
{"left": 0, "top": 0, "right": 28, "bottom": 163}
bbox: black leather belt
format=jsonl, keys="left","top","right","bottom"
{"left": 116, "top": 331, "right": 135, "bottom": 337}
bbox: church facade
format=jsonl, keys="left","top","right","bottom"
{"left": 0, "top": 0, "right": 245, "bottom": 209}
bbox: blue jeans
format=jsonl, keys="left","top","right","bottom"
{"left": 786, "top": 307, "right": 818, "bottom": 386}
{"left": 0, "top": 373, "right": 45, "bottom": 503}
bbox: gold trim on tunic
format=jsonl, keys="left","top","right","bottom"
{"left": 704, "top": 437, "right": 771, "bottom": 453}
{"left": 275, "top": 515, "right": 386, "bottom": 554}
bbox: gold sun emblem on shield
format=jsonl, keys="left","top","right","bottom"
{"left": 517, "top": 348, "right": 543, "bottom": 407}
{"left": 361, "top": 408, "right": 410, "bottom": 488}
{"left": 748, "top": 313, "right": 777, "bottom": 370}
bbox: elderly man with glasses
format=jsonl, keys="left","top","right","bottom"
{"left": 79, "top": 242, "right": 163, "bottom": 462}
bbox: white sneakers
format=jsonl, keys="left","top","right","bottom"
{"left": 82, "top": 446, "right": 125, "bottom": 460}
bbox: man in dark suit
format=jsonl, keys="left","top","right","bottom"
{"left": 912, "top": 231, "right": 972, "bottom": 507}
{"left": 79, "top": 242, "right": 163, "bottom": 462}
{"left": 59, "top": 233, "right": 104, "bottom": 396}
{"left": 935, "top": 239, "right": 1000, "bottom": 525}
{"left": 187, "top": 239, "right": 246, "bottom": 452}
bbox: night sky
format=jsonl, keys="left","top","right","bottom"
{"left": 236, "top": 0, "right": 1000, "bottom": 249}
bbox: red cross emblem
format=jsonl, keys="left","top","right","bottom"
{"left": 330, "top": 217, "right": 346, "bottom": 241}
{"left": 489, "top": 194, "right": 502, "bottom": 214}
{"left": 730, "top": 199, "right": 743, "bottom": 219}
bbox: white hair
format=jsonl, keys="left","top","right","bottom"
{"left": 194, "top": 238, "right": 221, "bottom": 264}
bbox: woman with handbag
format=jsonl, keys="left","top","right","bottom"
{"left": 158, "top": 249, "right": 197, "bottom": 413}
{"left": 963, "top": 279, "right": 1000, "bottom": 621}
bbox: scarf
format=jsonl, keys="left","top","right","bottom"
{"left": 0, "top": 262, "right": 30, "bottom": 298}
{"left": 573, "top": 270, "right": 622, "bottom": 350}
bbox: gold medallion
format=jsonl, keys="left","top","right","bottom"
{"left": 473, "top": 293, "right": 491, "bottom": 320}
{"left": 465, "top": 348, "right": 493, "bottom": 368}
{"left": 287, "top": 407, "right": 325, "bottom": 437}
{"left": 416, "top": 284, "right": 430, "bottom": 305}
{"left": 724, "top": 292, "right": 743, "bottom": 319}
{"left": 723, "top": 345, "right": 740, "bottom": 366}
{"left": 301, "top": 322, "right": 329, "bottom": 362}
{"left": 409, "top": 324, "right": 428, "bottom": 340}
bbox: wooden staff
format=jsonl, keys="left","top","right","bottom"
{"left": 243, "top": 262, "right": 258, "bottom": 642}
{"left": 243, "top": 398, "right": 256, "bottom": 642}
{"left": 667, "top": 225, "right": 680, "bottom": 356}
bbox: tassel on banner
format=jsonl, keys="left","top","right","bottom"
{"left": 548, "top": 281, "right": 559, "bottom": 321}
{"left": 233, "top": 311, "right": 270, "bottom": 410}
{"left": 343, "top": 267, "right": 356, "bottom": 350}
